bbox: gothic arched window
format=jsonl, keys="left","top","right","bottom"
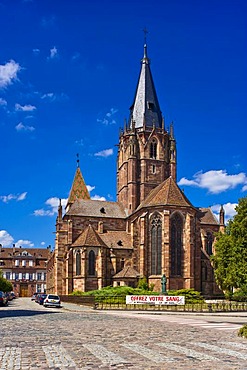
{"left": 171, "top": 213, "right": 183, "bottom": 276}
{"left": 76, "top": 251, "right": 81, "bottom": 276}
{"left": 88, "top": 250, "right": 96, "bottom": 276}
{"left": 150, "top": 139, "right": 157, "bottom": 159}
{"left": 206, "top": 232, "right": 213, "bottom": 255}
{"left": 151, "top": 214, "right": 162, "bottom": 275}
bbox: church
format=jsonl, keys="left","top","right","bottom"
{"left": 46, "top": 43, "right": 225, "bottom": 298}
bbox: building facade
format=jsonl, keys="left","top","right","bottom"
{"left": 47, "top": 44, "right": 225, "bottom": 298}
{"left": 0, "top": 244, "right": 50, "bottom": 297}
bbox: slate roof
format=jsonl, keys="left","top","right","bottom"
{"left": 129, "top": 44, "right": 163, "bottom": 129}
{"left": 137, "top": 176, "right": 194, "bottom": 210}
{"left": 67, "top": 167, "right": 90, "bottom": 207}
{"left": 72, "top": 225, "right": 106, "bottom": 248}
{"left": 198, "top": 208, "right": 219, "bottom": 225}
{"left": 67, "top": 199, "right": 127, "bottom": 218}
{"left": 113, "top": 265, "right": 140, "bottom": 279}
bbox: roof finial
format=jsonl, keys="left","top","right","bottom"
{"left": 143, "top": 27, "right": 148, "bottom": 59}
{"left": 76, "top": 153, "right": 80, "bottom": 168}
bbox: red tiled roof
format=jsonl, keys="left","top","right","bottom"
{"left": 113, "top": 266, "right": 140, "bottom": 279}
{"left": 67, "top": 199, "right": 127, "bottom": 218}
{"left": 100, "top": 231, "right": 132, "bottom": 250}
{"left": 198, "top": 208, "right": 219, "bottom": 225}
{"left": 137, "top": 176, "right": 193, "bottom": 210}
{"left": 72, "top": 225, "right": 106, "bottom": 248}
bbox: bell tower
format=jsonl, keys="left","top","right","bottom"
{"left": 117, "top": 43, "right": 177, "bottom": 214}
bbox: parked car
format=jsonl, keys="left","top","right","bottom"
{"left": 38, "top": 294, "right": 47, "bottom": 305}
{"left": 31, "top": 292, "right": 38, "bottom": 301}
{"left": 35, "top": 294, "right": 42, "bottom": 303}
{"left": 43, "top": 294, "right": 61, "bottom": 308}
{"left": 0, "top": 291, "right": 8, "bottom": 306}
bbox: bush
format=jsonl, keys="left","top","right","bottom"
{"left": 238, "top": 325, "right": 247, "bottom": 338}
{"left": 70, "top": 287, "right": 204, "bottom": 304}
{"left": 0, "top": 277, "right": 12, "bottom": 292}
{"left": 70, "top": 285, "right": 158, "bottom": 298}
{"left": 168, "top": 289, "right": 205, "bottom": 304}
{"left": 229, "top": 288, "right": 247, "bottom": 302}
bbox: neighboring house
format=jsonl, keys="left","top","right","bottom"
{"left": 46, "top": 43, "right": 225, "bottom": 298}
{"left": 0, "top": 244, "right": 50, "bottom": 297}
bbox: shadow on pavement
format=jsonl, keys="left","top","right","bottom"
{"left": 0, "top": 309, "right": 61, "bottom": 319}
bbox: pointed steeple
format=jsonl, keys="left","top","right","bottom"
{"left": 66, "top": 160, "right": 90, "bottom": 211}
{"left": 129, "top": 42, "right": 163, "bottom": 129}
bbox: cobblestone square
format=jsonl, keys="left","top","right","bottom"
{"left": 0, "top": 298, "right": 246, "bottom": 369}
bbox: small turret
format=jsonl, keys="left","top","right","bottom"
{"left": 57, "top": 198, "right": 63, "bottom": 223}
{"left": 219, "top": 205, "right": 225, "bottom": 232}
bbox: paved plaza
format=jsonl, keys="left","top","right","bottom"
{"left": 0, "top": 298, "right": 247, "bottom": 370}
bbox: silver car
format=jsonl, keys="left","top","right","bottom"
{"left": 43, "top": 294, "right": 61, "bottom": 308}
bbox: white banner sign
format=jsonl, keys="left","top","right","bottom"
{"left": 126, "top": 295, "right": 185, "bottom": 305}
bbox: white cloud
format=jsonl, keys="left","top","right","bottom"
{"left": 0, "top": 192, "right": 27, "bottom": 203}
{"left": 41, "top": 241, "right": 46, "bottom": 246}
{"left": 91, "top": 195, "right": 106, "bottom": 201}
{"left": 87, "top": 185, "right": 95, "bottom": 192}
{"left": 0, "top": 60, "right": 21, "bottom": 88}
{"left": 33, "top": 197, "right": 67, "bottom": 217}
{"left": 15, "top": 103, "right": 36, "bottom": 111}
{"left": 106, "top": 108, "right": 118, "bottom": 117}
{"left": 0, "top": 230, "right": 14, "bottom": 247}
{"left": 48, "top": 46, "right": 59, "bottom": 60}
{"left": 97, "top": 107, "right": 118, "bottom": 125}
{"left": 41, "top": 92, "right": 55, "bottom": 100}
{"left": 0, "top": 98, "right": 7, "bottom": 106}
{"left": 75, "top": 139, "right": 84, "bottom": 146}
{"left": 41, "top": 92, "right": 68, "bottom": 102}
{"left": 242, "top": 184, "right": 247, "bottom": 192}
{"left": 94, "top": 148, "right": 113, "bottom": 158}
{"left": 0, "top": 230, "right": 34, "bottom": 248}
{"left": 15, "top": 122, "right": 35, "bottom": 132}
{"left": 32, "top": 48, "right": 40, "bottom": 55}
{"left": 17, "top": 192, "right": 27, "bottom": 201}
{"left": 33, "top": 209, "right": 54, "bottom": 216}
{"left": 15, "top": 239, "right": 34, "bottom": 248}
{"left": 178, "top": 170, "right": 247, "bottom": 194}
{"left": 211, "top": 202, "right": 238, "bottom": 223}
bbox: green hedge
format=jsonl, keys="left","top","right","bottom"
{"left": 71, "top": 286, "right": 205, "bottom": 304}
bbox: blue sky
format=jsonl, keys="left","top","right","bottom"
{"left": 0, "top": 0, "right": 246, "bottom": 249}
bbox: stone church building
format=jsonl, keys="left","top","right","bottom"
{"left": 46, "top": 44, "right": 225, "bottom": 298}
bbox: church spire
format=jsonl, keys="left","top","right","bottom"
{"left": 66, "top": 157, "right": 90, "bottom": 211}
{"left": 129, "top": 38, "right": 163, "bottom": 129}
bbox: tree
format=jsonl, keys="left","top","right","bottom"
{"left": 211, "top": 196, "right": 247, "bottom": 295}
{"left": 0, "top": 270, "right": 13, "bottom": 292}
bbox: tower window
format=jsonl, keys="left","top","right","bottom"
{"left": 88, "top": 250, "right": 96, "bottom": 276}
{"left": 151, "top": 214, "right": 162, "bottom": 275}
{"left": 206, "top": 232, "right": 213, "bottom": 255}
{"left": 76, "top": 251, "right": 81, "bottom": 276}
{"left": 147, "top": 101, "right": 155, "bottom": 111}
{"left": 152, "top": 165, "right": 156, "bottom": 174}
{"left": 150, "top": 139, "right": 157, "bottom": 159}
{"left": 171, "top": 213, "right": 183, "bottom": 276}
